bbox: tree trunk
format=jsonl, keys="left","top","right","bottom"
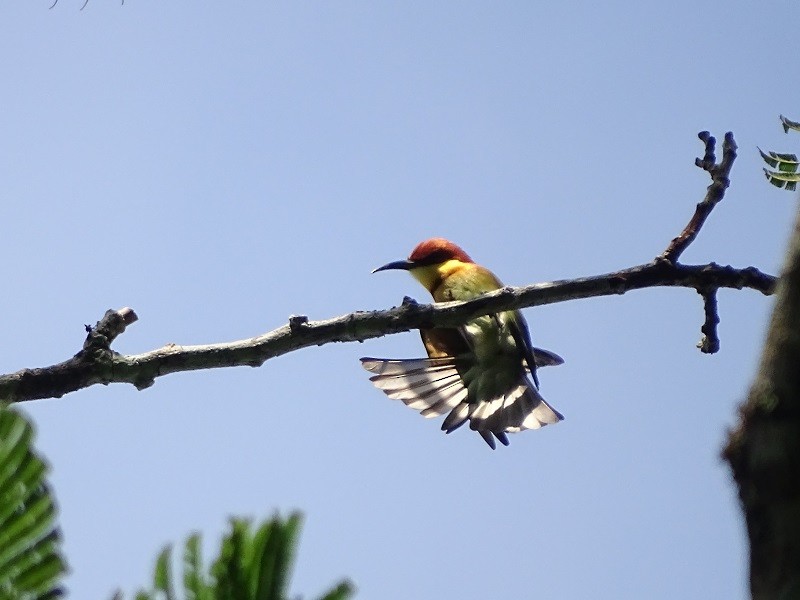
{"left": 725, "top": 203, "right": 800, "bottom": 599}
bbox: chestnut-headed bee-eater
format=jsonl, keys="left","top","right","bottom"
{"left": 360, "top": 238, "right": 564, "bottom": 449}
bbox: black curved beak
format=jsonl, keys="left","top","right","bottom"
{"left": 372, "top": 259, "right": 414, "bottom": 274}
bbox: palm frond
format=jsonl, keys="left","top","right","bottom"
{"left": 115, "top": 513, "right": 354, "bottom": 600}
{"left": 0, "top": 405, "right": 66, "bottom": 599}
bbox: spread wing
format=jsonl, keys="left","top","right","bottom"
{"left": 362, "top": 272, "right": 564, "bottom": 448}
{"left": 360, "top": 354, "right": 564, "bottom": 449}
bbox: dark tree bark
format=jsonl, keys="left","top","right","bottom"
{"left": 725, "top": 203, "right": 800, "bottom": 600}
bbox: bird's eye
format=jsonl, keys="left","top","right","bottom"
{"left": 416, "top": 249, "right": 451, "bottom": 266}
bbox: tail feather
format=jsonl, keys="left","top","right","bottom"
{"left": 498, "top": 389, "right": 526, "bottom": 432}
{"left": 374, "top": 373, "right": 461, "bottom": 401}
{"left": 478, "top": 430, "right": 511, "bottom": 450}
{"left": 441, "top": 401, "right": 471, "bottom": 433}
{"left": 402, "top": 380, "right": 463, "bottom": 413}
{"left": 531, "top": 347, "right": 565, "bottom": 367}
{"left": 505, "top": 387, "right": 564, "bottom": 433}
{"left": 420, "top": 387, "right": 468, "bottom": 418}
{"left": 479, "top": 431, "right": 496, "bottom": 450}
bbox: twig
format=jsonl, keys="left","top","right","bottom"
{"left": 0, "top": 261, "right": 775, "bottom": 403}
{"left": 697, "top": 289, "right": 720, "bottom": 354}
{"left": 655, "top": 131, "right": 740, "bottom": 353}
{"left": 83, "top": 307, "right": 138, "bottom": 349}
{"left": 660, "top": 131, "right": 737, "bottom": 262}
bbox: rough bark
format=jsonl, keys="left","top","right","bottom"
{"left": 725, "top": 203, "right": 800, "bottom": 600}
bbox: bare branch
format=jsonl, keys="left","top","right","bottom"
{"left": 0, "top": 130, "right": 775, "bottom": 403}
{"left": 0, "top": 261, "right": 775, "bottom": 403}
{"left": 697, "top": 289, "right": 720, "bottom": 354}
{"left": 83, "top": 307, "right": 138, "bottom": 348}
{"left": 660, "top": 131, "right": 737, "bottom": 262}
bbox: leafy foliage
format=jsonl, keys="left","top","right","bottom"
{"left": 758, "top": 148, "right": 799, "bottom": 172}
{"left": 761, "top": 115, "right": 800, "bottom": 190}
{"left": 780, "top": 114, "right": 800, "bottom": 134}
{"left": 115, "top": 513, "right": 354, "bottom": 600}
{"left": 0, "top": 405, "right": 67, "bottom": 599}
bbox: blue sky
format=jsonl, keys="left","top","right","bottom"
{"left": 2, "top": 2, "right": 797, "bottom": 598}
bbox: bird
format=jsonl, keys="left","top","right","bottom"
{"left": 360, "top": 237, "right": 564, "bottom": 449}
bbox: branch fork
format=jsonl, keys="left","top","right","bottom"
{"left": 658, "top": 131, "right": 739, "bottom": 353}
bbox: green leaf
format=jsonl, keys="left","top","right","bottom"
{"left": 183, "top": 533, "right": 211, "bottom": 600}
{"left": 212, "top": 518, "right": 250, "bottom": 600}
{"left": 764, "top": 168, "right": 800, "bottom": 190}
{"left": 758, "top": 147, "right": 799, "bottom": 172}
{"left": 253, "top": 519, "right": 280, "bottom": 600}
{"left": 242, "top": 520, "right": 268, "bottom": 598}
{"left": 316, "top": 580, "right": 356, "bottom": 600}
{"left": 13, "top": 552, "right": 64, "bottom": 594}
{"left": 154, "top": 545, "right": 176, "bottom": 600}
{"left": 0, "top": 405, "right": 66, "bottom": 599}
{"left": 1, "top": 531, "right": 61, "bottom": 591}
{"left": 268, "top": 513, "right": 300, "bottom": 599}
{"left": 0, "top": 412, "right": 34, "bottom": 492}
{"left": 780, "top": 114, "right": 800, "bottom": 133}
